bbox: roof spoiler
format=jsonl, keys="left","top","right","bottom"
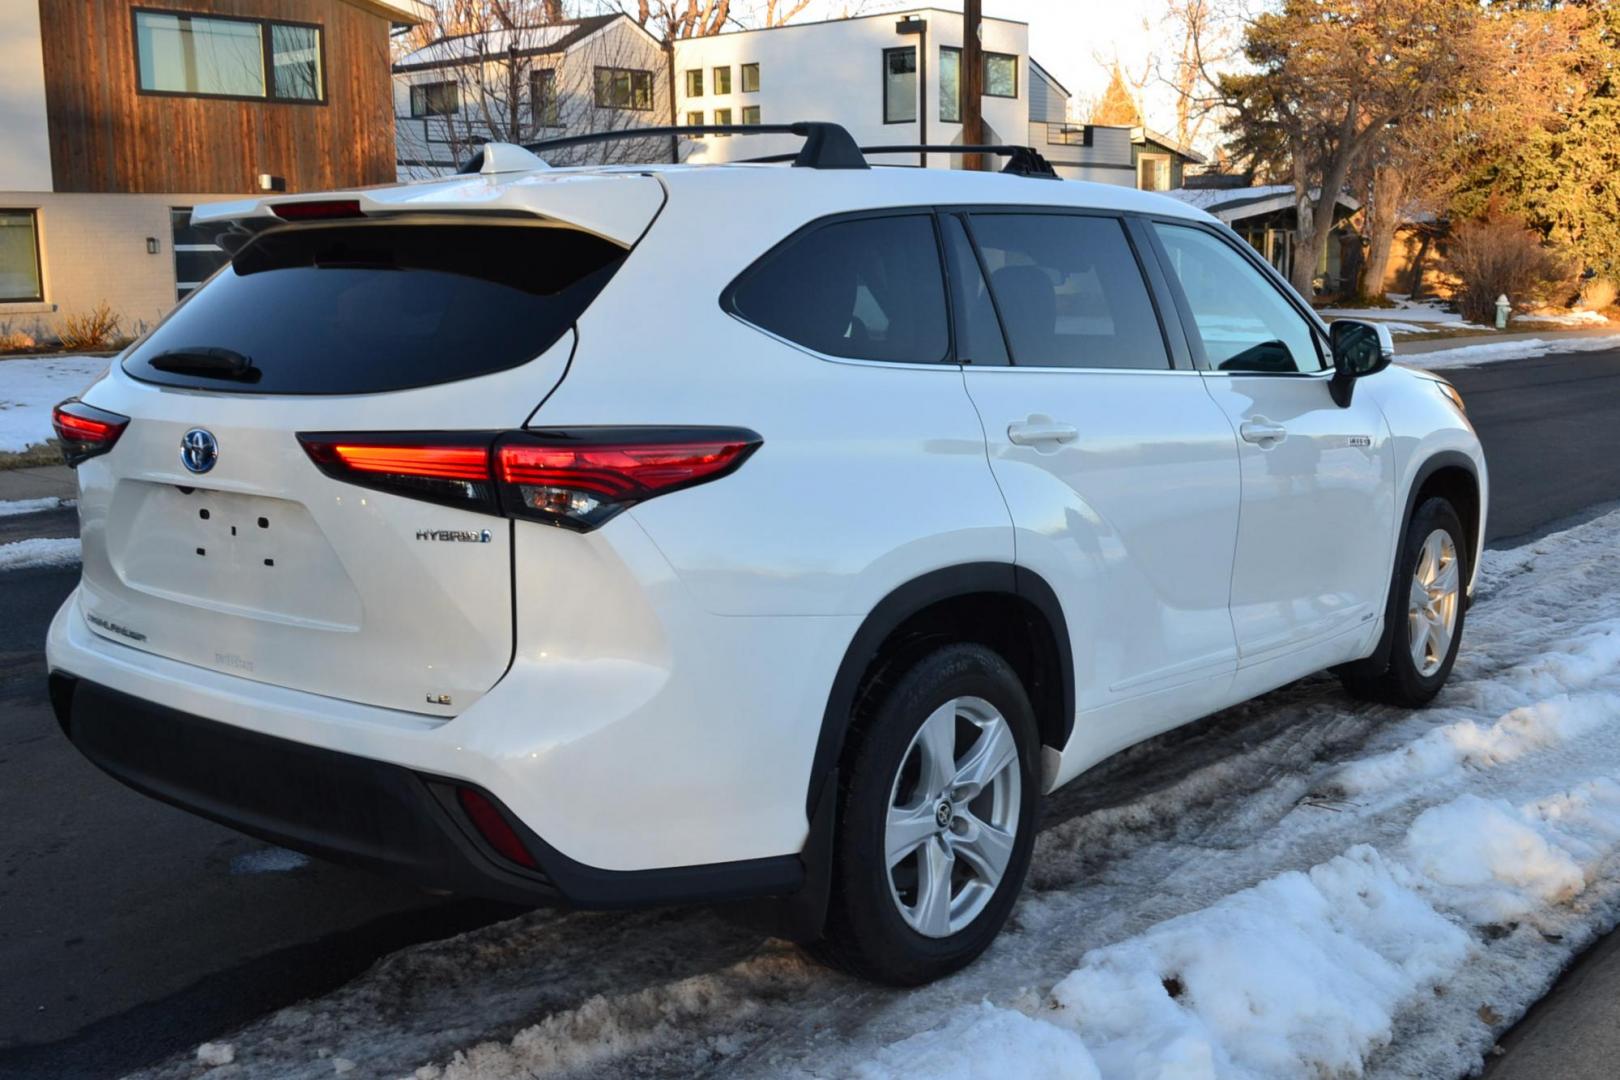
{"left": 457, "top": 121, "right": 869, "bottom": 174}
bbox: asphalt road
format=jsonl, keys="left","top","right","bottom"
{"left": 2, "top": 348, "right": 1619, "bottom": 1079}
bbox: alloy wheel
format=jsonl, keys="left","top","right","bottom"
{"left": 884, "top": 696, "right": 1021, "bottom": 938}
{"left": 1408, "top": 528, "right": 1460, "bottom": 677}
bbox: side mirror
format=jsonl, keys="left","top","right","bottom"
{"left": 1328, "top": 320, "right": 1395, "bottom": 407}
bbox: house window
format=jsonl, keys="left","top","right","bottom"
{"left": 687, "top": 110, "right": 704, "bottom": 126}
{"left": 713, "top": 66, "right": 732, "bottom": 95}
{"left": 170, "top": 207, "right": 229, "bottom": 301}
{"left": 940, "top": 47, "right": 1018, "bottom": 120}
{"left": 883, "top": 47, "right": 916, "bottom": 124}
{"left": 1139, "top": 154, "right": 1172, "bottom": 192}
{"left": 713, "top": 107, "right": 732, "bottom": 133}
{"left": 531, "top": 68, "right": 558, "bottom": 126}
{"left": 685, "top": 68, "right": 703, "bottom": 97}
{"left": 741, "top": 105, "right": 760, "bottom": 125}
{"left": 741, "top": 63, "right": 760, "bottom": 92}
{"left": 0, "top": 210, "right": 43, "bottom": 304}
{"left": 410, "top": 81, "right": 459, "bottom": 117}
{"left": 985, "top": 52, "right": 1017, "bottom": 98}
{"left": 134, "top": 11, "right": 324, "bottom": 102}
{"left": 595, "top": 67, "right": 653, "bottom": 111}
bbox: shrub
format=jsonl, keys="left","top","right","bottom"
{"left": 1579, "top": 276, "right": 1619, "bottom": 312}
{"left": 1444, "top": 217, "right": 1575, "bottom": 325}
{"left": 56, "top": 302, "right": 123, "bottom": 352}
{"left": 0, "top": 320, "right": 36, "bottom": 353}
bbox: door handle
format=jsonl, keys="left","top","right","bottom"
{"left": 1008, "top": 417, "right": 1080, "bottom": 447}
{"left": 1239, "top": 419, "right": 1287, "bottom": 446}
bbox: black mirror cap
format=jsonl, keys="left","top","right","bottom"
{"left": 1328, "top": 319, "right": 1395, "bottom": 406}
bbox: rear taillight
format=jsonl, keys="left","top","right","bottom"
{"left": 52, "top": 399, "right": 129, "bottom": 467}
{"left": 297, "top": 427, "right": 761, "bottom": 530}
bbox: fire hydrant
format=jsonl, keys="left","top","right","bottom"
{"left": 1495, "top": 294, "right": 1511, "bottom": 330}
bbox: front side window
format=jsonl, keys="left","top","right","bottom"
{"left": 883, "top": 48, "right": 916, "bottom": 124}
{"left": 741, "top": 63, "right": 760, "bottom": 92}
{"left": 410, "top": 80, "right": 459, "bottom": 117}
{"left": 0, "top": 210, "right": 43, "bottom": 304}
{"left": 595, "top": 67, "right": 653, "bottom": 111}
{"left": 531, "top": 68, "right": 557, "bottom": 125}
{"left": 135, "top": 11, "right": 323, "bottom": 102}
{"left": 970, "top": 213, "right": 1169, "bottom": 370}
{"left": 1153, "top": 222, "right": 1325, "bottom": 373}
{"left": 728, "top": 214, "right": 949, "bottom": 364}
{"left": 713, "top": 66, "right": 732, "bottom": 94}
{"left": 685, "top": 68, "right": 703, "bottom": 97}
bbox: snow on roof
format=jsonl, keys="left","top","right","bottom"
{"left": 1164, "top": 184, "right": 1359, "bottom": 222}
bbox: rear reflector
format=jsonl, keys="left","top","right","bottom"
{"left": 271, "top": 199, "right": 364, "bottom": 221}
{"left": 298, "top": 427, "right": 761, "bottom": 530}
{"left": 52, "top": 399, "right": 129, "bottom": 467}
{"left": 455, "top": 787, "right": 540, "bottom": 870}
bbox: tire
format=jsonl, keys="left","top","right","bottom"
{"left": 1340, "top": 497, "right": 1469, "bottom": 707}
{"left": 811, "top": 643, "right": 1040, "bottom": 985}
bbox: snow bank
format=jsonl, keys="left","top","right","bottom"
{"left": 1321, "top": 297, "right": 1486, "bottom": 330}
{"left": 0, "top": 356, "right": 111, "bottom": 453}
{"left": 0, "top": 496, "right": 69, "bottom": 517}
{"left": 0, "top": 536, "right": 80, "bottom": 571}
{"left": 1400, "top": 334, "right": 1620, "bottom": 370}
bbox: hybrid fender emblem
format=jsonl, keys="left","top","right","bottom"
{"left": 416, "top": 528, "right": 492, "bottom": 543}
{"left": 180, "top": 428, "right": 219, "bottom": 474}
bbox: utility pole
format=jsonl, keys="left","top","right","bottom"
{"left": 962, "top": 0, "right": 983, "bottom": 171}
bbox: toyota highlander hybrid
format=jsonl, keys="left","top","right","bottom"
{"left": 46, "top": 125, "right": 1485, "bottom": 985}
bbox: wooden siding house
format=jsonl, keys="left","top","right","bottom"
{"left": 0, "top": 0, "right": 426, "bottom": 343}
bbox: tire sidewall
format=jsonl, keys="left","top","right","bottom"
{"left": 1387, "top": 498, "right": 1469, "bottom": 701}
{"left": 832, "top": 643, "right": 1040, "bottom": 985}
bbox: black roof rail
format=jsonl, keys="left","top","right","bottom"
{"left": 746, "top": 143, "right": 1060, "bottom": 178}
{"left": 457, "top": 122, "right": 868, "bottom": 174}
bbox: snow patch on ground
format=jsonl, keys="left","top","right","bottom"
{"left": 229, "top": 848, "right": 312, "bottom": 875}
{"left": 0, "top": 496, "right": 69, "bottom": 517}
{"left": 0, "top": 356, "right": 111, "bottom": 453}
{"left": 136, "top": 509, "right": 1620, "bottom": 1080}
{"left": 1401, "top": 334, "right": 1620, "bottom": 370}
{"left": 0, "top": 536, "right": 80, "bottom": 571}
{"left": 196, "top": 1042, "right": 235, "bottom": 1067}
{"left": 1522, "top": 309, "right": 1611, "bottom": 327}
{"left": 1321, "top": 297, "right": 1487, "bottom": 330}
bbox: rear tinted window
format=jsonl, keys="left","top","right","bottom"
{"left": 969, "top": 213, "right": 1169, "bottom": 370}
{"left": 123, "top": 223, "right": 626, "bottom": 395}
{"left": 727, "top": 214, "right": 949, "bottom": 364}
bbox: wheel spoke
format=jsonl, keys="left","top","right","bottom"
{"left": 1432, "top": 554, "right": 1460, "bottom": 597}
{"left": 1410, "top": 575, "right": 1430, "bottom": 613}
{"left": 886, "top": 802, "right": 939, "bottom": 867}
{"left": 913, "top": 838, "right": 955, "bottom": 937}
{"left": 916, "top": 701, "right": 959, "bottom": 799}
{"left": 954, "top": 811, "right": 1015, "bottom": 885}
{"left": 1429, "top": 619, "right": 1452, "bottom": 663}
{"left": 952, "top": 717, "right": 1017, "bottom": 799}
{"left": 1410, "top": 611, "right": 1430, "bottom": 668}
{"left": 1421, "top": 532, "right": 1445, "bottom": 582}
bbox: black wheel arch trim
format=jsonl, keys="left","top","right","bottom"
{"left": 803, "top": 562, "right": 1074, "bottom": 819}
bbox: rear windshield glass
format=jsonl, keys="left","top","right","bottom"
{"left": 123, "top": 222, "right": 626, "bottom": 395}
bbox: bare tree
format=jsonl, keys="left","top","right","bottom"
{"left": 622, "top": 0, "right": 862, "bottom": 42}
{"left": 396, "top": 2, "right": 672, "bottom": 176}
{"left": 1154, "top": 0, "right": 1237, "bottom": 150}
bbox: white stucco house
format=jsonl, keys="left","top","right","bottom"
{"left": 393, "top": 9, "right": 1139, "bottom": 184}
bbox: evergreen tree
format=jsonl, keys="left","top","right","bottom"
{"left": 1091, "top": 64, "right": 1141, "bottom": 127}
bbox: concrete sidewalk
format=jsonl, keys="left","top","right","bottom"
{"left": 0, "top": 464, "right": 75, "bottom": 504}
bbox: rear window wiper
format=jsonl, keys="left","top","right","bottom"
{"left": 145, "top": 347, "right": 262, "bottom": 383}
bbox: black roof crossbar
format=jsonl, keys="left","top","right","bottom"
{"left": 457, "top": 122, "right": 869, "bottom": 174}
{"left": 746, "top": 143, "right": 1061, "bottom": 179}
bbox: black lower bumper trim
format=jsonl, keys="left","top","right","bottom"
{"left": 50, "top": 673, "right": 804, "bottom": 910}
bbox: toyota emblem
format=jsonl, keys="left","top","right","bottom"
{"left": 180, "top": 428, "right": 218, "bottom": 474}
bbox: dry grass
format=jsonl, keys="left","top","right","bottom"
{"left": 56, "top": 302, "right": 123, "bottom": 352}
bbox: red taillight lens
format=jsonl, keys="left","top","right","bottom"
{"left": 270, "top": 199, "right": 364, "bottom": 221}
{"left": 299, "top": 433, "right": 499, "bottom": 511}
{"left": 455, "top": 787, "right": 540, "bottom": 870}
{"left": 496, "top": 428, "right": 762, "bottom": 530}
{"left": 298, "top": 427, "right": 761, "bottom": 531}
{"left": 52, "top": 399, "right": 129, "bottom": 467}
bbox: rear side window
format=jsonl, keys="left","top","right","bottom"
{"left": 727, "top": 214, "right": 949, "bottom": 364}
{"left": 123, "top": 223, "right": 626, "bottom": 395}
{"left": 968, "top": 213, "right": 1169, "bottom": 370}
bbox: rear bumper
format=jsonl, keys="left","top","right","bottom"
{"left": 50, "top": 670, "right": 804, "bottom": 909}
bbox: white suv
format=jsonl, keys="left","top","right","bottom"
{"left": 46, "top": 126, "right": 1485, "bottom": 985}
